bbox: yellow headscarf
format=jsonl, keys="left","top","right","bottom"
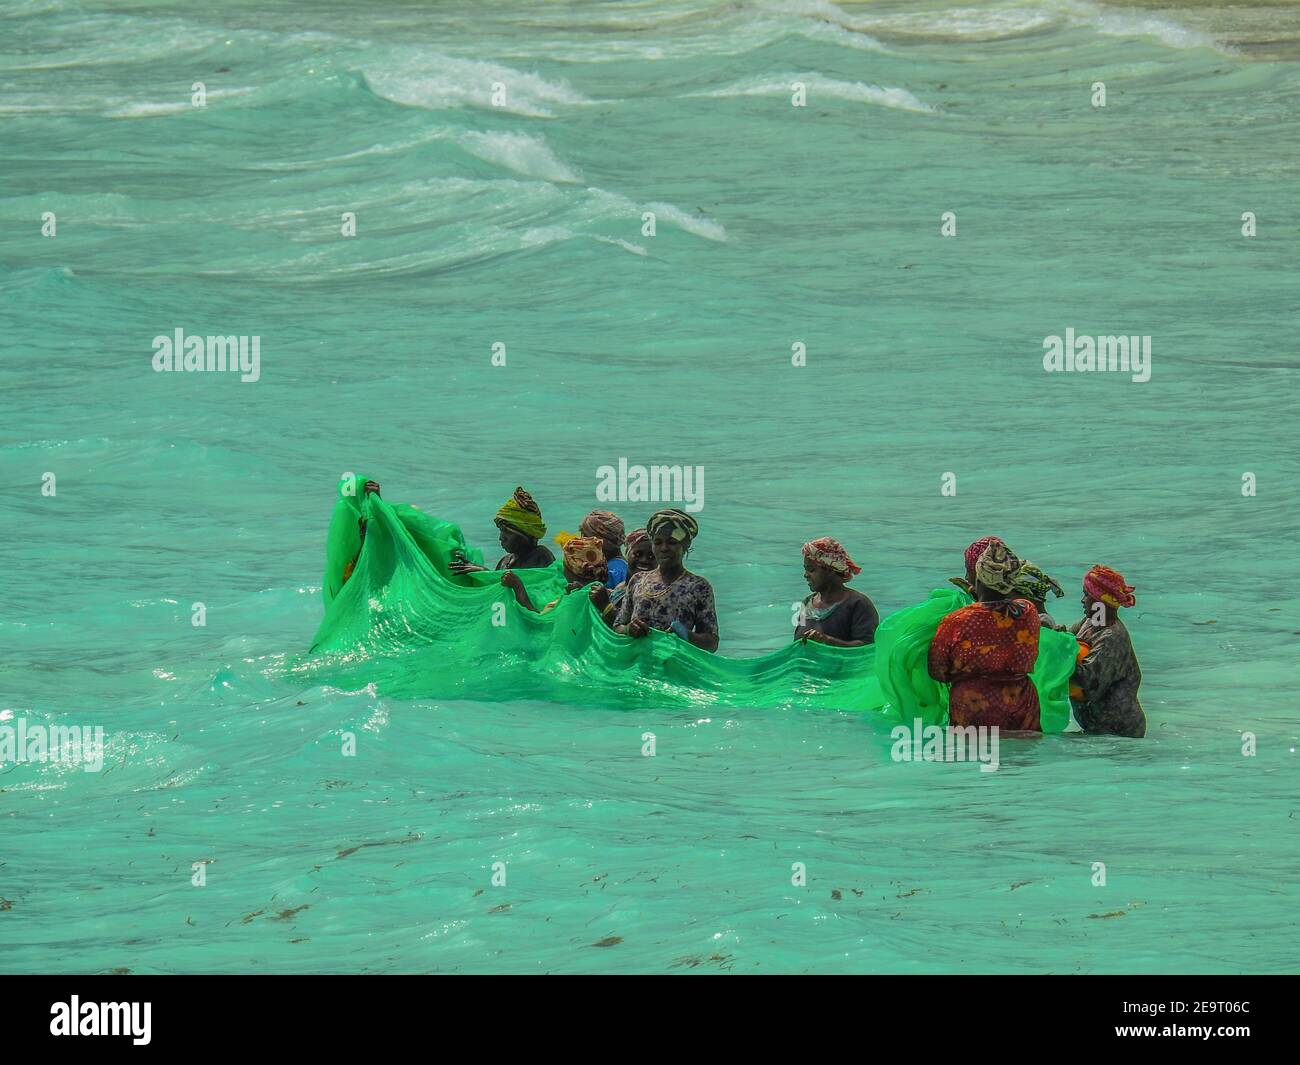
{"left": 494, "top": 486, "right": 546, "bottom": 539}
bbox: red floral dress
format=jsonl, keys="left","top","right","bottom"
{"left": 927, "top": 600, "right": 1042, "bottom": 731}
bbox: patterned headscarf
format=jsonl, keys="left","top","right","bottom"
{"left": 495, "top": 486, "right": 546, "bottom": 539}
{"left": 974, "top": 541, "right": 1022, "bottom": 595}
{"left": 801, "top": 537, "right": 862, "bottom": 580}
{"left": 647, "top": 509, "right": 698, "bottom": 543}
{"left": 625, "top": 528, "right": 648, "bottom": 550}
{"left": 580, "top": 509, "right": 625, "bottom": 546}
{"left": 1011, "top": 562, "right": 1064, "bottom": 603}
{"left": 1084, "top": 564, "right": 1136, "bottom": 608}
{"left": 964, "top": 535, "right": 1005, "bottom": 584}
{"left": 562, "top": 536, "right": 606, "bottom": 581}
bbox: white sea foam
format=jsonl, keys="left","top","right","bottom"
{"left": 1, "top": 92, "right": 243, "bottom": 117}
{"left": 751, "top": 0, "right": 889, "bottom": 50}
{"left": 482, "top": 1, "right": 893, "bottom": 63}
{"left": 794, "top": 18, "right": 890, "bottom": 53}
{"left": 850, "top": 6, "right": 1057, "bottom": 41}
{"left": 104, "top": 101, "right": 192, "bottom": 117}
{"left": 519, "top": 225, "right": 578, "bottom": 248}
{"left": 699, "top": 73, "right": 937, "bottom": 114}
{"left": 1062, "top": 1, "right": 1229, "bottom": 54}
{"left": 642, "top": 201, "right": 728, "bottom": 243}
{"left": 103, "top": 87, "right": 259, "bottom": 118}
{"left": 585, "top": 187, "right": 729, "bottom": 243}
{"left": 360, "top": 49, "right": 590, "bottom": 118}
{"left": 863, "top": 1, "right": 1230, "bottom": 53}
{"left": 459, "top": 131, "right": 582, "bottom": 183}
{"left": 594, "top": 236, "right": 649, "bottom": 257}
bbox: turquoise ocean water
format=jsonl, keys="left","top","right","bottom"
{"left": 2, "top": 0, "right": 1298, "bottom": 973}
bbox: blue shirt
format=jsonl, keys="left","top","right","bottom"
{"left": 605, "top": 557, "right": 628, "bottom": 589}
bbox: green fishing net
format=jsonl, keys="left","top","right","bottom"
{"left": 303, "top": 476, "right": 1076, "bottom": 728}
{"left": 872, "top": 586, "right": 1074, "bottom": 732}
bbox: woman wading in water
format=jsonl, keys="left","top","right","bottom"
{"left": 928, "top": 540, "right": 1043, "bottom": 732}
{"left": 451, "top": 485, "right": 555, "bottom": 573}
{"left": 793, "top": 537, "right": 878, "bottom": 647}
{"left": 594, "top": 509, "right": 718, "bottom": 652}
{"left": 1068, "top": 565, "right": 1146, "bottom": 738}
{"left": 501, "top": 536, "right": 606, "bottom": 614}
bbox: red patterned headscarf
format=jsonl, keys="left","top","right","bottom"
{"left": 802, "top": 537, "right": 862, "bottom": 580}
{"left": 964, "top": 535, "right": 1005, "bottom": 584}
{"left": 625, "top": 528, "right": 648, "bottom": 550}
{"left": 1083, "top": 565, "right": 1136, "bottom": 608}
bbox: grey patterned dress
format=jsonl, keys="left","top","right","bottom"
{"left": 1068, "top": 617, "right": 1146, "bottom": 738}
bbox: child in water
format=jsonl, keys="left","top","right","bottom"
{"left": 623, "top": 528, "right": 656, "bottom": 578}
{"left": 1068, "top": 565, "right": 1146, "bottom": 738}
{"left": 589, "top": 526, "right": 656, "bottom": 617}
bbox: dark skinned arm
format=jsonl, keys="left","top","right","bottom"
{"left": 689, "top": 630, "right": 720, "bottom": 653}
{"left": 500, "top": 570, "right": 536, "bottom": 612}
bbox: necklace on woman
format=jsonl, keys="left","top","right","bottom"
{"left": 639, "top": 569, "right": 688, "bottom": 599}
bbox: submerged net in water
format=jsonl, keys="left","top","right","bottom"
{"left": 301, "top": 476, "right": 1075, "bottom": 728}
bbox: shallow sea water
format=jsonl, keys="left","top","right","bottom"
{"left": 1, "top": 0, "right": 1297, "bottom": 973}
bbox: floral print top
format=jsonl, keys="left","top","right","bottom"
{"left": 613, "top": 569, "right": 718, "bottom": 638}
{"left": 928, "top": 599, "right": 1042, "bottom": 731}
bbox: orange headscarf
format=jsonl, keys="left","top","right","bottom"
{"left": 562, "top": 536, "right": 606, "bottom": 581}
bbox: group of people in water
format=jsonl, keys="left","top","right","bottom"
{"left": 353, "top": 482, "right": 1146, "bottom": 739}
{"left": 933, "top": 536, "right": 1145, "bottom": 739}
